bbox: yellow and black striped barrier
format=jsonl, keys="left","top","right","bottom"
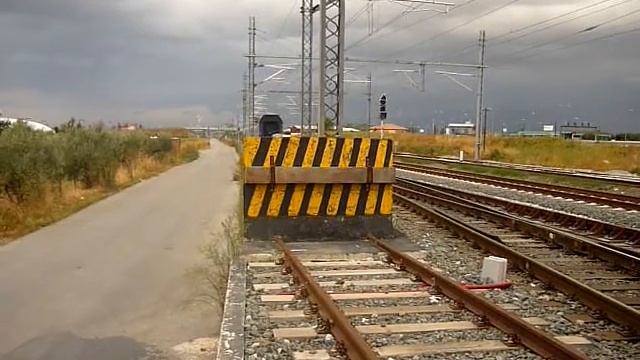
{"left": 243, "top": 136, "right": 395, "bottom": 239}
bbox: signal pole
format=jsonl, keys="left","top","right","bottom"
{"left": 474, "top": 30, "right": 486, "bottom": 161}
{"left": 379, "top": 93, "right": 387, "bottom": 139}
{"left": 248, "top": 17, "right": 257, "bottom": 136}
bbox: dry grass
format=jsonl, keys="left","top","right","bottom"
{"left": 0, "top": 138, "right": 210, "bottom": 243}
{"left": 392, "top": 134, "right": 640, "bottom": 174}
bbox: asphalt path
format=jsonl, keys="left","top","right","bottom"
{"left": 0, "top": 140, "right": 239, "bottom": 359}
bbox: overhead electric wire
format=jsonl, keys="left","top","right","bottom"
{"left": 436, "top": 0, "right": 625, "bottom": 60}
{"left": 346, "top": 1, "right": 424, "bottom": 50}
{"left": 387, "top": 0, "right": 523, "bottom": 58}
{"left": 498, "top": 8, "right": 640, "bottom": 60}
{"left": 346, "top": 0, "right": 477, "bottom": 51}
{"left": 347, "top": 3, "right": 371, "bottom": 27}
{"left": 495, "top": 25, "right": 640, "bottom": 66}
{"left": 489, "top": 0, "right": 635, "bottom": 48}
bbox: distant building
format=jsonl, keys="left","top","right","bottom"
{"left": 116, "top": 123, "right": 141, "bottom": 131}
{"left": 445, "top": 122, "right": 475, "bottom": 136}
{"left": 369, "top": 123, "right": 409, "bottom": 134}
{"left": 559, "top": 122, "right": 599, "bottom": 139}
{"left": 0, "top": 117, "right": 54, "bottom": 132}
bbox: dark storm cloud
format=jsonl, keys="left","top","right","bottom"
{"left": 0, "top": 0, "right": 638, "bottom": 131}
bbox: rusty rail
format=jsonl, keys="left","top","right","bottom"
{"left": 396, "top": 161, "right": 640, "bottom": 211}
{"left": 275, "top": 239, "right": 379, "bottom": 360}
{"left": 394, "top": 180, "right": 640, "bottom": 274}
{"left": 396, "top": 177, "right": 640, "bottom": 245}
{"left": 393, "top": 193, "right": 640, "bottom": 335}
{"left": 375, "top": 239, "right": 589, "bottom": 360}
{"left": 395, "top": 152, "right": 640, "bottom": 187}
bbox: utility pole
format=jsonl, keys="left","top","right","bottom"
{"left": 248, "top": 16, "right": 257, "bottom": 136}
{"left": 242, "top": 73, "right": 248, "bottom": 136}
{"left": 474, "top": 30, "right": 486, "bottom": 161}
{"left": 482, "top": 107, "right": 491, "bottom": 152}
{"left": 319, "top": 0, "right": 345, "bottom": 136}
{"left": 367, "top": 72, "right": 372, "bottom": 136}
{"left": 300, "top": 0, "right": 317, "bottom": 135}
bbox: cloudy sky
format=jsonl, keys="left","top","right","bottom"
{"left": 0, "top": 0, "right": 638, "bottom": 132}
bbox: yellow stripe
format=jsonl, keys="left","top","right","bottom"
{"left": 289, "top": 137, "right": 318, "bottom": 216}
{"left": 364, "top": 184, "right": 379, "bottom": 215}
{"left": 363, "top": 140, "right": 389, "bottom": 215}
{"left": 267, "top": 138, "right": 299, "bottom": 217}
{"left": 247, "top": 185, "right": 266, "bottom": 218}
{"left": 380, "top": 184, "right": 393, "bottom": 215}
{"left": 242, "top": 137, "right": 260, "bottom": 167}
{"left": 326, "top": 139, "right": 353, "bottom": 216}
{"left": 248, "top": 139, "right": 282, "bottom": 217}
{"left": 308, "top": 138, "right": 336, "bottom": 216}
{"left": 346, "top": 139, "right": 371, "bottom": 217}
{"left": 374, "top": 139, "right": 388, "bottom": 168}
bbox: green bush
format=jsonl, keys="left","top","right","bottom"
{"left": 0, "top": 124, "right": 52, "bottom": 203}
{"left": 0, "top": 126, "right": 177, "bottom": 203}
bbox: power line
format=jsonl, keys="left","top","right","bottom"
{"left": 498, "top": 8, "right": 640, "bottom": 61}
{"left": 347, "top": 0, "right": 477, "bottom": 51}
{"left": 436, "top": 0, "right": 624, "bottom": 60}
{"left": 346, "top": 1, "right": 425, "bottom": 50}
{"left": 388, "top": 0, "right": 523, "bottom": 58}
{"left": 489, "top": 0, "right": 635, "bottom": 49}
{"left": 494, "top": 17, "right": 640, "bottom": 66}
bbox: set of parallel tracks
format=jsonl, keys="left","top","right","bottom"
{"left": 246, "top": 239, "right": 591, "bottom": 359}
{"left": 395, "top": 152, "right": 640, "bottom": 187}
{"left": 393, "top": 179, "right": 640, "bottom": 337}
{"left": 395, "top": 161, "right": 640, "bottom": 212}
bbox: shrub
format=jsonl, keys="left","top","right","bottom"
{"left": 0, "top": 124, "right": 53, "bottom": 203}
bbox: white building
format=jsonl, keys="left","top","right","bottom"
{"left": 445, "top": 122, "right": 475, "bottom": 136}
{"left": 0, "top": 117, "right": 54, "bottom": 132}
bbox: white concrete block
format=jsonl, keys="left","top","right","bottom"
{"left": 480, "top": 256, "right": 507, "bottom": 284}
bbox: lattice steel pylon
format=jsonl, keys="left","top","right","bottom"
{"left": 300, "top": 0, "right": 315, "bottom": 135}
{"left": 319, "top": 0, "right": 345, "bottom": 136}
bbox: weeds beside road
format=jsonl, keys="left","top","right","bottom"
{"left": 0, "top": 124, "right": 208, "bottom": 243}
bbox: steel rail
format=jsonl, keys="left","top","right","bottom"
{"left": 393, "top": 193, "right": 640, "bottom": 334}
{"left": 396, "top": 177, "right": 640, "bottom": 244}
{"left": 396, "top": 161, "right": 640, "bottom": 211}
{"left": 275, "top": 239, "right": 379, "bottom": 360}
{"left": 394, "top": 179, "right": 640, "bottom": 273}
{"left": 374, "top": 240, "right": 589, "bottom": 360}
{"left": 395, "top": 152, "right": 640, "bottom": 186}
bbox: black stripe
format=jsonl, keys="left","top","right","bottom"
{"left": 368, "top": 138, "right": 380, "bottom": 166}
{"left": 259, "top": 185, "right": 273, "bottom": 217}
{"left": 330, "top": 138, "right": 345, "bottom": 167}
{"left": 312, "top": 137, "right": 327, "bottom": 167}
{"left": 293, "top": 137, "right": 310, "bottom": 167}
{"left": 336, "top": 183, "right": 351, "bottom": 216}
{"left": 274, "top": 138, "right": 289, "bottom": 166}
{"left": 317, "top": 184, "right": 333, "bottom": 216}
{"left": 383, "top": 140, "right": 393, "bottom": 167}
{"left": 243, "top": 184, "right": 255, "bottom": 215}
{"left": 349, "top": 138, "right": 362, "bottom": 167}
{"left": 279, "top": 184, "right": 296, "bottom": 217}
{"left": 252, "top": 138, "right": 272, "bottom": 166}
{"left": 375, "top": 184, "right": 385, "bottom": 215}
{"left": 299, "top": 184, "right": 314, "bottom": 216}
{"left": 355, "top": 184, "right": 369, "bottom": 216}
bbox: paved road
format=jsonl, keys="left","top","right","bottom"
{"left": 0, "top": 140, "right": 239, "bottom": 359}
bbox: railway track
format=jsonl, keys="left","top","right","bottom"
{"left": 239, "top": 239, "right": 593, "bottom": 359}
{"left": 395, "top": 152, "right": 640, "bottom": 187}
{"left": 395, "top": 161, "right": 640, "bottom": 211}
{"left": 395, "top": 177, "right": 640, "bottom": 251}
{"left": 393, "top": 182, "right": 640, "bottom": 336}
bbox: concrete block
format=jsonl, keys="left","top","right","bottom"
{"left": 480, "top": 256, "right": 507, "bottom": 284}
